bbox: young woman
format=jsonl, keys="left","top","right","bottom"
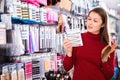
{"left": 63, "top": 7, "right": 117, "bottom": 80}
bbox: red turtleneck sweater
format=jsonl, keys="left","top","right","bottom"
{"left": 63, "top": 32, "right": 114, "bottom": 80}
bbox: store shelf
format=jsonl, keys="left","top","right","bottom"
{"left": 12, "top": 16, "right": 45, "bottom": 24}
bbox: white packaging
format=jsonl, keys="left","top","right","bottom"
{"left": 65, "top": 33, "right": 83, "bottom": 47}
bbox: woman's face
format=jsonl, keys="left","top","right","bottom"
{"left": 86, "top": 11, "right": 103, "bottom": 34}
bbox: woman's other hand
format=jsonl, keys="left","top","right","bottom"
{"left": 101, "top": 43, "right": 117, "bottom": 63}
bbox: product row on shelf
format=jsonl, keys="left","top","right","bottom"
{"left": 0, "top": 0, "right": 93, "bottom": 24}
{"left": 0, "top": 53, "right": 70, "bottom": 80}
{"left": 0, "top": 13, "right": 86, "bottom": 56}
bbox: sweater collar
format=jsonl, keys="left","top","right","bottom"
{"left": 86, "top": 31, "right": 101, "bottom": 40}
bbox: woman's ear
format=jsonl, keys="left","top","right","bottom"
{"left": 101, "top": 24, "right": 105, "bottom": 28}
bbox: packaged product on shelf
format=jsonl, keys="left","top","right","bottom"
{"left": 24, "top": 59, "right": 32, "bottom": 80}
{"left": 39, "top": 56, "right": 45, "bottom": 78}
{"left": 34, "top": 25, "right": 39, "bottom": 52}
{"left": 16, "top": 63, "right": 25, "bottom": 80}
{"left": 29, "top": 25, "right": 36, "bottom": 53}
{"left": 21, "top": 1, "right": 29, "bottom": 19}
{"left": 44, "top": 27, "right": 50, "bottom": 52}
{"left": 20, "top": 25, "right": 30, "bottom": 53}
{"left": 0, "top": 22, "right": 6, "bottom": 44}
{"left": 40, "top": 26, "right": 48, "bottom": 52}
{"left": 44, "top": 58, "right": 51, "bottom": 72}
{"left": 0, "top": 0, "right": 5, "bottom": 13}
{"left": 6, "top": 27, "right": 25, "bottom": 56}
{"left": 4, "top": 0, "right": 14, "bottom": 13}
{"left": 57, "top": 53, "right": 63, "bottom": 69}
{"left": 0, "top": 64, "right": 10, "bottom": 80}
{"left": 46, "top": 9, "right": 58, "bottom": 23}
{"left": 39, "top": 7, "right": 47, "bottom": 23}
{"left": 35, "top": 6, "right": 41, "bottom": 22}
{"left": 36, "top": 0, "right": 47, "bottom": 6}
{"left": 50, "top": 53, "right": 57, "bottom": 71}
{"left": 50, "top": 27, "right": 56, "bottom": 51}
{"left": 1, "top": 14, "right": 12, "bottom": 29}
{"left": 28, "top": 3, "right": 36, "bottom": 21}
{"left": 32, "top": 55, "right": 41, "bottom": 80}
{"left": 8, "top": 63, "right": 18, "bottom": 80}
{"left": 12, "top": 0, "right": 22, "bottom": 18}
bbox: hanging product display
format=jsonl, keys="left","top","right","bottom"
{"left": 5, "top": 26, "right": 25, "bottom": 56}
{"left": 0, "top": 0, "right": 5, "bottom": 13}
{"left": 21, "top": 1, "right": 29, "bottom": 19}
{"left": 28, "top": 3, "right": 36, "bottom": 21}
{"left": 1, "top": 14, "right": 12, "bottom": 29}
{"left": 13, "top": 0, "right": 22, "bottom": 18}
{"left": 0, "top": 22, "right": 6, "bottom": 44}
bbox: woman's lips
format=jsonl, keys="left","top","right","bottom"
{"left": 87, "top": 26, "right": 93, "bottom": 29}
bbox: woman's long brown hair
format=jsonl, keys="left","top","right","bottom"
{"left": 88, "top": 7, "right": 109, "bottom": 45}
{"left": 88, "top": 7, "right": 112, "bottom": 59}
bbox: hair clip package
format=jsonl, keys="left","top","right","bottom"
{"left": 65, "top": 33, "right": 83, "bottom": 47}
{"left": 21, "top": 1, "right": 29, "bottom": 19}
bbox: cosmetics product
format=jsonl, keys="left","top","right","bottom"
{"left": 39, "top": 7, "right": 47, "bottom": 23}
{"left": 8, "top": 63, "right": 18, "bottom": 80}
{"left": 34, "top": 25, "right": 39, "bottom": 52}
{"left": 28, "top": 3, "right": 36, "bottom": 21}
{"left": 24, "top": 61, "right": 32, "bottom": 80}
{"left": 12, "top": 0, "right": 22, "bottom": 18}
{"left": 32, "top": 58, "right": 41, "bottom": 79}
{"left": 1, "top": 14, "right": 12, "bottom": 29}
{"left": 21, "top": 1, "right": 29, "bottom": 19}
{"left": 0, "top": 64, "right": 10, "bottom": 80}
{"left": 0, "top": 23, "right": 6, "bottom": 44}
{"left": 16, "top": 63, "right": 25, "bottom": 80}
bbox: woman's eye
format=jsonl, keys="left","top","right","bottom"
{"left": 87, "top": 18, "right": 91, "bottom": 20}
{"left": 94, "top": 20, "right": 98, "bottom": 22}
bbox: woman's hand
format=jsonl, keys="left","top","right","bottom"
{"left": 101, "top": 43, "right": 117, "bottom": 63}
{"left": 63, "top": 38, "right": 73, "bottom": 57}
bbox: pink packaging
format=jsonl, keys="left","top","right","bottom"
{"left": 47, "top": 10, "right": 58, "bottom": 23}
{"left": 46, "top": 11, "right": 54, "bottom": 23}
{"left": 34, "top": 2, "right": 40, "bottom": 7}
{"left": 27, "top": 0, "right": 39, "bottom": 6}
{"left": 57, "top": 55, "right": 63, "bottom": 68}
{"left": 46, "top": 11, "right": 51, "bottom": 23}
{"left": 24, "top": 61, "right": 32, "bottom": 80}
{"left": 36, "top": 0, "right": 47, "bottom": 5}
{"left": 24, "top": 62, "right": 32, "bottom": 73}
{"left": 27, "top": 0, "right": 35, "bottom": 4}
{"left": 54, "top": 54, "right": 57, "bottom": 71}
{"left": 25, "top": 73, "right": 32, "bottom": 80}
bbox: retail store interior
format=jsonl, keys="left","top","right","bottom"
{"left": 0, "top": 0, "right": 120, "bottom": 80}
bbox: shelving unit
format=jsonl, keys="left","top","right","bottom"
{"left": 0, "top": 0, "right": 100, "bottom": 80}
